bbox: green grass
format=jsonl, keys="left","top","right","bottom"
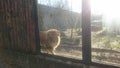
{"left": 92, "top": 33, "right": 120, "bottom": 49}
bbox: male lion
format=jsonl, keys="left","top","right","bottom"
{"left": 40, "top": 29, "right": 61, "bottom": 54}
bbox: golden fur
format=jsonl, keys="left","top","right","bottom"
{"left": 40, "top": 29, "right": 61, "bottom": 54}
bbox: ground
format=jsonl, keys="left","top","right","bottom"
{"left": 53, "top": 29, "right": 120, "bottom": 66}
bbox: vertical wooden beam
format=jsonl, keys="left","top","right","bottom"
{"left": 33, "top": 0, "right": 40, "bottom": 54}
{"left": 82, "top": 0, "right": 91, "bottom": 64}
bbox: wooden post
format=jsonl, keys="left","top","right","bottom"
{"left": 82, "top": 0, "right": 91, "bottom": 64}
{"left": 33, "top": 0, "right": 41, "bottom": 54}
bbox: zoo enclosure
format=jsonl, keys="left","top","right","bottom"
{"left": 0, "top": 0, "right": 120, "bottom": 68}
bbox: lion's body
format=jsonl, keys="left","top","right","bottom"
{"left": 40, "top": 29, "right": 61, "bottom": 54}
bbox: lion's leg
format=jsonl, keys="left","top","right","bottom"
{"left": 52, "top": 50, "right": 55, "bottom": 55}
{"left": 49, "top": 47, "right": 55, "bottom": 55}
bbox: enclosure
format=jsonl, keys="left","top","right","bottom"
{"left": 0, "top": 0, "right": 120, "bottom": 68}
{"left": 37, "top": 0, "right": 120, "bottom": 67}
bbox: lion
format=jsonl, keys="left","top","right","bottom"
{"left": 39, "top": 29, "right": 61, "bottom": 54}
